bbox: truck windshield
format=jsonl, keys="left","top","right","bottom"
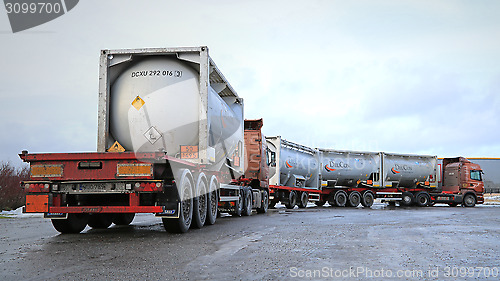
{"left": 470, "top": 170, "right": 482, "bottom": 181}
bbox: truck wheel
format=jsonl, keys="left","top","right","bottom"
{"left": 113, "top": 213, "right": 135, "bottom": 226}
{"left": 334, "top": 190, "right": 348, "bottom": 207}
{"left": 285, "top": 191, "right": 297, "bottom": 209}
{"left": 400, "top": 192, "right": 414, "bottom": 206}
{"left": 205, "top": 176, "right": 218, "bottom": 225}
{"left": 242, "top": 188, "right": 253, "bottom": 216}
{"left": 415, "top": 192, "right": 431, "bottom": 207}
{"left": 231, "top": 189, "right": 243, "bottom": 217}
{"left": 347, "top": 191, "right": 361, "bottom": 207}
{"left": 257, "top": 190, "right": 269, "bottom": 214}
{"left": 269, "top": 199, "right": 278, "bottom": 209}
{"left": 192, "top": 174, "right": 208, "bottom": 228}
{"left": 88, "top": 214, "right": 113, "bottom": 229}
{"left": 361, "top": 191, "right": 374, "bottom": 208}
{"left": 298, "top": 192, "right": 308, "bottom": 208}
{"left": 315, "top": 200, "right": 325, "bottom": 207}
{"left": 163, "top": 169, "right": 193, "bottom": 233}
{"left": 462, "top": 194, "right": 476, "bottom": 207}
{"left": 51, "top": 214, "right": 89, "bottom": 234}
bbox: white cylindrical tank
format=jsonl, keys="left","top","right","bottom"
{"left": 110, "top": 57, "right": 199, "bottom": 153}
{"left": 109, "top": 56, "right": 241, "bottom": 170}
{"left": 382, "top": 153, "right": 437, "bottom": 188}
{"left": 267, "top": 137, "right": 319, "bottom": 188}
{"left": 320, "top": 150, "right": 380, "bottom": 187}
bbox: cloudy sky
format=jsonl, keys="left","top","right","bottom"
{"left": 1, "top": 0, "right": 499, "bottom": 166}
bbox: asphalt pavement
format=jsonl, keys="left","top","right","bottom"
{"left": 1, "top": 203, "right": 499, "bottom": 280}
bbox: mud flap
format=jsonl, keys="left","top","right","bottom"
{"left": 155, "top": 203, "right": 181, "bottom": 218}
{"left": 44, "top": 213, "right": 68, "bottom": 219}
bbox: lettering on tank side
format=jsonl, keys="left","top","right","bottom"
{"left": 324, "top": 160, "right": 350, "bottom": 172}
{"left": 282, "top": 158, "right": 317, "bottom": 172}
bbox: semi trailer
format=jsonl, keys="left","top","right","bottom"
{"left": 20, "top": 47, "right": 269, "bottom": 234}
{"left": 266, "top": 138, "right": 484, "bottom": 208}
{"left": 19, "top": 46, "right": 484, "bottom": 235}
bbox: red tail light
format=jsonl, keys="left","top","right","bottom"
{"left": 26, "top": 183, "right": 50, "bottom": 192}
{"left": 134, "top": 182, "right": 163, "bottom": 192}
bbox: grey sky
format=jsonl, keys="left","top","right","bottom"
{"left": 1, "top": 0, "right": 499, "bottom": 165}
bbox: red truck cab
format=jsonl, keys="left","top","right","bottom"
{"left": 437, "top": 157, "right": 484, "bottom": 206}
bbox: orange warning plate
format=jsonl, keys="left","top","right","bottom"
{"left": 25, "top": 194, "right": 49, "bottom": 213}
{"left": 180, "top": 145, "right": 199, "bottom": 159}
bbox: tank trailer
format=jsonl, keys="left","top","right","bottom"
{"left": 19, "top": 47, "right": 484, "bottom": 234}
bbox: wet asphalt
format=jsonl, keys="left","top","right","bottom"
{"left": 1, "top": 203, "right": 499, "bottom": 280}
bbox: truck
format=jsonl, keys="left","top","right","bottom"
{"left": 20, "top": 47, "right": 269, "bottom": 234}
{"left": 19, "top": 46, "right": 485, "bottom": 235}
{"left": 462, "top": 158, "right": 500, "bottom": 193}
{"left": 266, "top": 138, "right": 484, "bottom": 208}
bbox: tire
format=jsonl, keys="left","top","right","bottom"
{"left": 242, "top": 188, "right": 253, "bottom": 216}
{"left": 347, "top": 191, "right": 361, "bottom": 207}
{"left": 192, "top": 173, "right": 208, "bottom": 228}
{"left": 231, "top": 189, "right": 243, "bottom": 217}
{"left": 51, "top": 214, "right": 89, "bottom": 234}
{"left": 315, "top": 200, "right": 325, "bottom": 207}
{"left": 298, "top": 192, "right": 308, "bottom": 208}
{"left": 361, "top": 191, "right": 375, "bottom": 208}
{"left": 163, "top": 169, "right": 194, "bottom": 233}
{"left": 400, "top": 192, "right": 414, "bottom": 206}
{"left": 333, "top": 190, "right": 347, "bottom": 207}
{"left": 269, "top": 200, "right": 278, "bottom": 209}
{"left": 257, "top": 190, "right": 269, "bottom": 214}
{"left": 112, "top": 213, "right": 135, "bottom": 226}
{"left": 415, "top": 191, "right": 431, "bottom": 207}
{"left": 88, "top": 214, "right": 113, "bottom": 229}
{"left": 462, "top": 193, "right": 476, "bottom": 207}
{"left": 205, "top": 176, "right": 218, "bottom": 225}
{"left": 285, "top": 191, "right": 297, "bottom": 209}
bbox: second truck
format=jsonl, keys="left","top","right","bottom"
{"left": 19, "top": 47, "right": 485, "bottom": 234}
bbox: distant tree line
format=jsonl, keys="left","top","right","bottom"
{"left": 0, "top": 162, "right": 29, "bottom": 211}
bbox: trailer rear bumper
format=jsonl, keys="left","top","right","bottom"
{"left": 48, "top": 206, "right": 165, "bottom": 213}
{"left": 24, "top": 193, "right": 180, "bottom": 217}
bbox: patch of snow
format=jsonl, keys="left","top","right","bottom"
{"left": 0, "top": 206, "right": 43, "bottom": 218}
